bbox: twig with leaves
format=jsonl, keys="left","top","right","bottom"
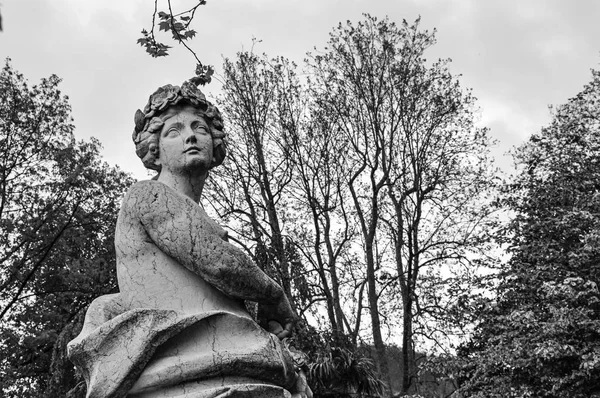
{"left": 137, "top": 0, "right": 214, "bottom": 85}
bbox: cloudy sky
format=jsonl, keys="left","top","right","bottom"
{"left": 1, "top": 0, "right": 599, "bottom": 180}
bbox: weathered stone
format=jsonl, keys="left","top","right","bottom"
{"left": 67, "top": 81, "right": 311, "bottom": 398}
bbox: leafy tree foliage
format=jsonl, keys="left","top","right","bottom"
{"left": 292, "top": 326, "right": 385, "bottom": 398}
{"left": 308, "top": 344, "right": 384, "bottom": 397}
{"left": 456, "top": 69, "right": 600, "bottom": 397}
{"left": 0, "top": 59, "right": 134, "bottom": 397}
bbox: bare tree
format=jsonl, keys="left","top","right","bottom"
{"left": 206, "top": 52, "right": 300, "bottom": 313}
{"left": 308, "top": 15, "right": 499, "bottom": 395}
{"left": 307, "top": 15, "right": 400, "bottom": 392}
{"left": 286, "top": 103, "right": 361, "bottom": 338}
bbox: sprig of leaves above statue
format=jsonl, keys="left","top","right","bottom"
{"left": 137, "top": 0, "right": 214, "bottom": 85}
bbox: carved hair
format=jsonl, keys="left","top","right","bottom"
{"left": 132, "top": 81, "right": 226, "bottom": 172}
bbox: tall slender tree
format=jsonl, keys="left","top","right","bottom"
{"left": 308, "top": 15, "right": 498, "bottom": 394}
{"left": 286, "top": 102, "right": 362, "bottom": 339}
{"left": 380, "top": 20, "right": 498, "bottom": 394}
{"left": 206, "top": 52, "right": 301, "bottom": 313}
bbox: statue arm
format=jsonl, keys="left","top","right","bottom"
{"left": 129, "top": 181, "right": 294, "bottom": 328}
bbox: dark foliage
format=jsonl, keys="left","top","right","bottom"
{"left": 0, "top": 59, "right": 134, "bottom": 397}
{"left": 456, "top": 69, "right": 600, "bottom": 397}
{"left": 292, "top": 325, "right": 385, "bottom": 398}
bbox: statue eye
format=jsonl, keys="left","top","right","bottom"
{"left": 165, "top": 127, "right": 180, "bottom": 137}
{"left": 192, "top": 121, "right": 209, "bottom": 134}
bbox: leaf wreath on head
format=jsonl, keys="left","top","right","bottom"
{"left": 132, "top": 79, "right": 226, "bottom": 172}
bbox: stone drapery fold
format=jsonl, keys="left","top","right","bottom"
{"left": 68, "top": 294, "right": 296, "bottom": 398}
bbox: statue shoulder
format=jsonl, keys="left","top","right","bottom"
{"left": 128, "top": 179, "right": 164, "bottom": 192}
{"left": 123, "top": 180, "right": 167, "bottom": 201}
{"left": 119, "top": 180, "right": 169, "bottom": 215}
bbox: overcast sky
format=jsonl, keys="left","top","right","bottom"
{"left": 1, "top": 0, "right": 599, "bottom": 180}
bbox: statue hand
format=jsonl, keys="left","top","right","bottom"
{"left": 266, "top": 320, "right": 293, "bottom": 340}
{"left": 257, "top": 294, "right": 295, "bottom": 340}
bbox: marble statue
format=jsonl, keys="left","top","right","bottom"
{"left": 68, "top": 81, "right": 312, "bottom": 398}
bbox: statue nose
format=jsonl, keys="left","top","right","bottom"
{"left": 184, "top": 129, "right": 197, "bottom": 144}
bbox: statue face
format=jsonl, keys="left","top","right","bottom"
{"left": 154, "top": 105, "right": 214, "bottom": 176}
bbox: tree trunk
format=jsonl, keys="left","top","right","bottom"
{"left": 366, "top": 244, "right": 392, "bottom": 396}
{"left": 401, "top": 292, "right": 414, "bottom": 394}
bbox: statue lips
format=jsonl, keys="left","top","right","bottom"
{"left": 184, "top": 146, "right": 202, "bottom": 154}
{"left": 183, "top": 145, "right": 210, "bottom": 169}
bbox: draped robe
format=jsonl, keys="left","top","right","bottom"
{"left": 68, "top": 181, "right": 298, "bottom": 398}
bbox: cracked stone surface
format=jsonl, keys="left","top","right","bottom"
{"left": 67, "top": 97, "right": 310, "bottom": 398}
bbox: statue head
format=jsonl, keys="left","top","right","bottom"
{"left": 132, "top": 81, "right": 226, "bottom": 173}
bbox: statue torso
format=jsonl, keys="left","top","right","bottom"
{"left": 115, "top": 181, "right": 248, "bottom": 317}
